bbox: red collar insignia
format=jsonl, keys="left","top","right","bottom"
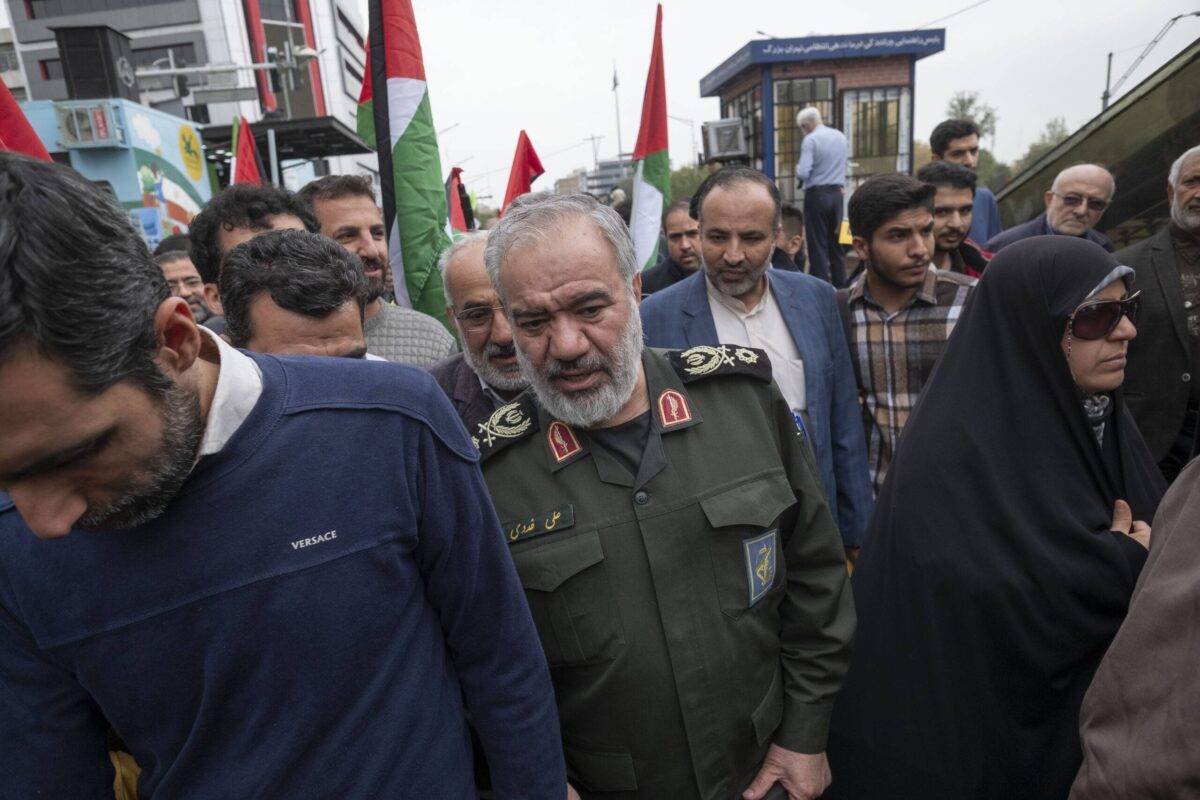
{"left": 658, "top": 389, "right": 692, "bottom": 429}
{"left": 547, "top": 421, "right": 582, "bottom": 463}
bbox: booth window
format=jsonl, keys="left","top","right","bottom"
{"left": 772, "top": 76, "right": 834, "bottom": 201}
{"left": 841, "top": 86, "right": 911, "bottom": 192}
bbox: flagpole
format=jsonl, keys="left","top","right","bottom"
{"left": 612, "top": 63, "right": 624, "bottom": 159}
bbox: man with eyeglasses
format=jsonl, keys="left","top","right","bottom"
{"left": 431, "top": 232, "right": 529, "bottom": 434}
{"left": 986, "top": 163, "right": 1116, "bottom": 253}
{"left": 155, "top": 250, "right": 211, "bottom": 325}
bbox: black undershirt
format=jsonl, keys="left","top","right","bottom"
{"left": 588, "top": 411, "right": 652, "bottom": 478}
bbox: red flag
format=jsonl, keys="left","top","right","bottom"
{"left": 500, "top": 130, "right": 544, "bottom": 214}
{"left": 445, "top": 167, "right": 475, "bottom": 232}
{"left": 0, "top": 82, "right": 50, "bottom": 161}
{"left": 632, "top": 4, "right": 668, "bottom": 161}
{"left": 230, "top": 116, "right": 262, "bottom": 186}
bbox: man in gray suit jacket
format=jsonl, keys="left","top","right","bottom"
{"left": 1122, "top": 145, "right": 1200, "bottom": 481}
{"left": 429, "top": 233, "right": 528, "bottom": 436}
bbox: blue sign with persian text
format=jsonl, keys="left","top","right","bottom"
{"left": 700, "top": 29, "right": 945, "bottom": 97}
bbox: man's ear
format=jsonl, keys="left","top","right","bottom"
{"left": 632, "top": 272, "right": 643, "bottom": 305}
{"left": 1043, "top": 190, "right": 1054, "bottom": 211}
{"left": 154, "top": 297, "right": 203, "bottom": 378}
{"left": 203, "top": 283, "right": 224, "bottom": 315}
{"left": 851, "top": 235, "right": 870, "bottom": 265}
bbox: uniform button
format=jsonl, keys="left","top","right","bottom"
{"left": 634, "top": 491, "right": 650, "bottom": 505}
{"left": 1184, "top": 373, "right": 1192, "bottom": 383}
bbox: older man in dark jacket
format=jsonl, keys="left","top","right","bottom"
{"left": 430, "top": 232, "right": 528, "bottom": 435}
{"left": 987, "top": 164, "right": 1116, "bottom": 253}
{"left": 1122, "top": 145, "right": 1200, "bottom": 481}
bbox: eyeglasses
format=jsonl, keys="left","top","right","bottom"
{"left": 1051, "top": 192, "right": 1110, "bottom": 213}
{"left": 1068, "top": 291, "right": 1140, "bottom": 340}
{"left": 454, "top": 305, "right": 504, "bottom": 332}
{"left": 167, "top": 277, "right": 204, "bottom": 291}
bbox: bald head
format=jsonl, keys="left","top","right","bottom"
{"left": 1045, "top": 164, "right": 1115, "bottom": 236}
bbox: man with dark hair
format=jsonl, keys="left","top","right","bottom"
{"left": 794, "top": 107, "right": 849, "bottom": 287}
{"left": 298, "top": 174, "right": 457, "bottom": 366}
{"left": 155, "top": 250, "right": 210, "bottom": 324}
{"left": 187, "top": 183, "right": 317, "bottom": 325}
{"left": 986, "top": 163, "right": 1117, "bottom": 253}
{"left": 640, "top": 199, "right": 701, "bottom": 295}
{"left": 219, "top": 229, "right": 370, "bottom": 359}
{"left": 152, "top": 231, "right": 192, "bottom": 256}
{"left": 642, "top": 166, "right": 873, "bottom": 550}
{"left": 0, "top": 153, "right": 565, "bottom": 798}
{"left": 929, "top": 118, "right": 1002, "bottom": 245}
{"left": 916, "top": 161, "right": 990, "bottom": 278}
{"left": 840, "top": 174, "right": 975, "bottom": 494}
{"left": 772, "top": 202, "right": 810, "bottom": 275}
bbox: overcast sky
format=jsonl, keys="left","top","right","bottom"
{"left": 389, "top": 0, "right": 1197, "bottom": 206}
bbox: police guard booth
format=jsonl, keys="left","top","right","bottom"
{"left": 700, "top": 29, "right": 946, "bottom": 203}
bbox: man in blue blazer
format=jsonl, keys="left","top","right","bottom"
{"left": 641, "top": 167, "right": 872, "bottom": 548}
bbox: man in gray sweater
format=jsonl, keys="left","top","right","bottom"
{"left": 300, "top": 175, "right": 457, "bottom": 366}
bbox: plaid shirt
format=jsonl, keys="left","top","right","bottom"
{"left": 839, "top": 266, "right": 976, "bottom": 494}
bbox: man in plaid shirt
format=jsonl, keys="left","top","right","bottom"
{"left": 837, "top": 175, "right": 976, "bottom": 494}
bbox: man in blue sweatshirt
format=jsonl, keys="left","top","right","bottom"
{"left": 0, "top": 153, "right": 565, "bottom": 797}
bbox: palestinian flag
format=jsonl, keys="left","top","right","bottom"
{"left": 358, "top": 0, "right": 450, "bottom": 326}
{"left": 228, "top": 116, "right": 263, "bottom": 185}
{"left": 0, "top": 82, "right": 50, "bottom": 161}
{"left": 629, "top": 4, "right": 670, "bottom": 271}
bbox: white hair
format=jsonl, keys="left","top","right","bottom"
{"left": 439, "top": 231, "right": 489, "bottom": 307}
{"left": 796, "top": 107, "right": 822, "bottom": 127}
{"left": 1169, "top": 145, "right": 1200, "bottom": 186}
{"left": 483, "top": 193, "right": 638, "bottom": 301}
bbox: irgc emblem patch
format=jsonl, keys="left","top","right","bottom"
{"left": 743, "top": 529, "right": 778, "bottom": 607}
{"left": 475, "top": 402, "right": 532, "bottom": 448}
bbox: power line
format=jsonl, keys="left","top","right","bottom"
{"left": 915, "top": 0, "right": 992, "bottom": 29}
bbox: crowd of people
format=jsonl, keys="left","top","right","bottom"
{"left": 0, "top": 111, "right": 1198, "bottom": 800}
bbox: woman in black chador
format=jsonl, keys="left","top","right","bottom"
{"left": 826, "top": 236, "right": 1165, "bottom": 800}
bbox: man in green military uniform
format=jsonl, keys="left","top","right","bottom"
{"left": 476, "top": 194, "right": 855, "bottom": 800}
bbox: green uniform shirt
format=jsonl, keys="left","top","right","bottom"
{"left": 478, "top": 346, "right": 855, "bottom": 800}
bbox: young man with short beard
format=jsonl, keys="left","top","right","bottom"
{"left": 477, "top": 193, "right": 854, "bottom": 800}
{"left": 431, "top": 231, "right": 529, "bottom": 434}
{"left": 838, "top": 173, "right": 975, "bottom": 494}
{"left": 916, "top": 160, "right": 990, "bottom": 278}
{"left": 298, "top": 174, "right": 457, "bottom": 366}
{"left": 0, "top": 154, "right": 564, "bottom": 798}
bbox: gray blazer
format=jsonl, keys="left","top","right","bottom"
{"left": 427, "top": 353, "right": 497, "bottom": 436}
{"left": 1120, "top": 228, "right": 1192, "bottom": 461}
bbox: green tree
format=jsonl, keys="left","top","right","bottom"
{"left": 1013, "top": 117, "right": 1070, "bottom": 173}
{"left": 945, "top": 90, "right": 997, "bottom": 140}
{"left": 669, "top": 163, "right": 718, "bottom": 201}
{"left": 976, "top": 149, "right": 1012, "bottom": 193}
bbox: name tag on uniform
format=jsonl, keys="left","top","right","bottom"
{"left": 502, "top": 504, "right": 575, "bottom": 544}
{"left": 743, "top": 529, "right": 778, "bottom": 606}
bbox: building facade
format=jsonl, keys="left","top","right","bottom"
{"left": 5, "top": 0, "right": 373, "bottom": 179}
{"left": 585, "top": 156, "right": 634, "bottom": 199}
{"left": 700, "top": 30, "right": 945, "bottom": 202}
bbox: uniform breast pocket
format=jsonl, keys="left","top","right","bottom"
{"left": 510, "top": 530, "right": 625, "bottom": 667}
{"left": 700, "top": 470, "right": 796, "bottom": 619}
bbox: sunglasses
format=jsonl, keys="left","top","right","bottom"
{"left": 1068, "top": 291, "right": 1140, "bottom": 340}
{"left": 1051, "top": 192, "right": 1110, "bottom": 213}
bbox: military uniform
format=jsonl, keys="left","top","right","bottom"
{"left": 478, "top": 346, "right": 855, "bottom": 800}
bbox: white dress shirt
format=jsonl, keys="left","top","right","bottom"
{"left": 706, "top": 276, "right": 807, "bottom": 413}
{"left": 198, "top": 328, "right": 264, "bottom": 457}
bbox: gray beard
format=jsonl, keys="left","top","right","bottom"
{"left": 702, "top": 251, "right": 771, "bottom": 298}
{"left": 462, "top": 340, "right": 528, "bottom": 393}
{"left": 519, "top": 297, "right": 644, "bottom": 429}
{"left": 77, "top": 381, "right": 203, "bottom": 532}
{"left": 1171, "top": 195, "right": 1200, "bottom": 233}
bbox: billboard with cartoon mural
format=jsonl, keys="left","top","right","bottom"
{"left": 20, "top": 99, "right": 214, "bottom": 250}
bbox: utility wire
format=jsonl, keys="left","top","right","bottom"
{"left": 916, "top": 0, "right": 992, "bottom": 29}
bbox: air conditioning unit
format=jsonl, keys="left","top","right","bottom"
{"left": 702, "top": 118, "right": 748, "bottom": 163}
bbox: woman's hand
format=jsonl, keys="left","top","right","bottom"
{"left": 1111, "top": 499, "right": 1151, "bottom": 550}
